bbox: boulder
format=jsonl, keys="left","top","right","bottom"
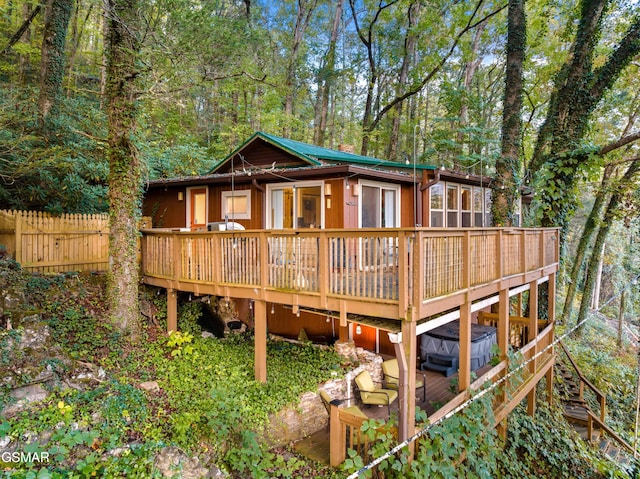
{"left": 153, "top": 446, "right": 216, "bottom": 479}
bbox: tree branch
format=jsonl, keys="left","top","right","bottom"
{"left": 367, "top": 1, "right": 507, "bottom": 132}
{"left": 1, "top": 5, "right": 42, "bottom": 56}
{"left": 589, "top": 16, "right": 640, "bottom": 107}
{"left": 600, "top": 131, "right": 640, "bottom": 155}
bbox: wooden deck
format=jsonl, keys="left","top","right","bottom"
{"left": 141, "top": 227, "right": 559, "bottom": 325}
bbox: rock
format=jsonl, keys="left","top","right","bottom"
{"left": 201, "top": 331, "right": 215, "bottom": 339}
{"left": 154, "top": 446, "right": 211, "bottom": 479}
{"left": 2, "top": 384, "right": 49, "bottom": 415}
{"left": 139, "top": 380, "right": 160, "bottom": 392}
{"left": 0, "top": 436, "right": 11, "bottom": 449}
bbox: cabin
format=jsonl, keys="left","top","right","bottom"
{"left": 143, "top": 131, "right": 517, "bottom": 354}
{"left": 140, "top": 131, "right": 557, "bottom": 465}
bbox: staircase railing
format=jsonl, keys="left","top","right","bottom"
{"left": 559, "top": 341, "right": 638, "bottom": 459}
{"left": 558, "top": 340, "right": 606, "bottom": 422}
{"left": 585, "top": 409, "right": 636, "bottom": 456}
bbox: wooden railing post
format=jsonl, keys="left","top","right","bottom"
{"left": 329, "top": 404, "right": 346, "bottom": 467}
{"left": 520, "top": 229, "right": 527, "bottom": 274}
{"left": 527, "top": 280, "right": 539, "bottom": 417}
{"left": 459, "top": 300, "right": 472, "bottom": 392}
{"left": 172, "top": 234, "right": 181, "bottom": 281}
{"left": 496, "top": 230, "right": 503, "bottom": 280}
{"left": 497, "top": 287, "right": 509, "bottom": 437}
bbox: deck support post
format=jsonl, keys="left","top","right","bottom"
{"left": 527, "top": 280, "right": 539, "bottom": 417}
{"left": 497, "top": 287, "right": 509, "bottom": 438}
{"left": 167, "top": 288, "right": 177, "bottom": 333}
{"left": 458, "top": 300, "right": 472, "bottom": 392}
{"left": 329, "top": 403, "right": 345, "bottom": 467}
{"left": 396, "top": 317, "right": 417, "bottom": 450}
{"left": 254, "top": 299, "right": 267, "bottom": 383}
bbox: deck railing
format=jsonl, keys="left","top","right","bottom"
{"left": 141, "top": 227, "right": 559, "bottom": 317}
{"left": 330, "top": 323, "right": 556, "bottom": 468}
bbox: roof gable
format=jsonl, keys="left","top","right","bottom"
{"left": 209, "top": 131, "right": 437, "bottom": 174}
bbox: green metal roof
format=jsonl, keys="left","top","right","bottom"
{"left": 211, "top": 131, "right": 437, "bottom": 173}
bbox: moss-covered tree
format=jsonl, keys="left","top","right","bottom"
{"left": 529, "top": 0, "right": 640, "bottom": 233}
{"left": 38, "top": 0, "right": 73, "bottom": 134}
{"left": 492, "top": 0, "right": 525, "bottom": 226}
{"left": 105, "top": 0, "right": 142, "bottom": 335}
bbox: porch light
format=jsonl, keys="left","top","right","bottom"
{"left": 271, "top": 303, "right": 275, "bottom": 314}
{"left": 324, "top": 183, "right": 332, "bottom": 195}
{"left": 177, "top": 191, "right": 184, "bottom": 201}
{"left": 355, "top": 324, "right": 362, "bottom": 335}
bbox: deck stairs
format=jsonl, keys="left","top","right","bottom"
{"left": 555, "top": 343, "right": 637, "bottom": 468}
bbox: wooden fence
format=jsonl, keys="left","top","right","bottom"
{"left": 0, "top": 210, "right": 110, "bottom": 272}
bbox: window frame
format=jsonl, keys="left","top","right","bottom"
{"left": 221, "top": 189, "right": 251, "bottom": 220}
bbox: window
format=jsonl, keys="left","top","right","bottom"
{"left": 461, "top": 186, "right": 472, "bottom": 227}
{"left": 473, "top": 187, "right": 484, "bottom": 227}
{"left": 485, "top": 189, "right": 492, "bottom": 227}
{"left": 268, "top": 182, "right": 322, "bottom": 229}
{"left": 446, "top": 184, "right": 459, "bottom": 227}
{"left": 430, "top": 182, "right": 444, "bottom": 227}
{"left": 359, "top": 181, "right": 400, "bottom": 228}
{"left": 222, "top": 189, "right": 251, "bottom": 220}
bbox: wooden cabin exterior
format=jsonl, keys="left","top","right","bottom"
{"left": 143, "top": 132, "right": 514, "bottom": 354}
{"left": 140, "top": 132, "right": 557, "bottom": 462}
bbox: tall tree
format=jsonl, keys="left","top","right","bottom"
{"left": 386, "top": 0, "right": 419, "bottom": 161}
{"left": 313, "top": 0, "right": 343, "bottom": 146}
{"left": 283, "top": 0, "right": 318, "bottom": 137}
{"left": 529, "top": 0, "right": 640, "bottom": 233}
{"left": 105, "top": 0, "right": 143, "bottom": 335}
{"left": 492, "top": 0, "right": 525, "bottom": 226}
{"left": 38, "top": 0, "right": 73, "bottom": 133}
{"left": 575, "top": 158, "right": 640, "bottom": 329}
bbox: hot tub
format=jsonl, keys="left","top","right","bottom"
{"left": 420, "top": 320, "right": 497, "bottom": 371}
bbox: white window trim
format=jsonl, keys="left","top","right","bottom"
{"left": 357, "top": 179, "right": 401, "bottom": 228}
{"left": 265, "top": 181, "right": 324, "bottom": 229}
{"left": 222, "top": 189, "right": 251, "bottom": 220}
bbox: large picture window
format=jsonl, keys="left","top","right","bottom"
{"left": 359, "top": 181, "right": 400, "bottom": 228}
{"left": 268, "top": 182, "right": 322, "bottom": 229}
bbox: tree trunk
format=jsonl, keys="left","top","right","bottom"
{"left": 18, "top": 3, "right": 40, "bottom": 85}
{"left": 576, "top": 160, "right": 640, "bottom": 330}
{"left": 314, "top": 0, "right": 343, "bottom": 146}
{"left": 492, "top": 0, "right": 524, "bottom": 226}
{"left": 387, "top": 1, "right": 419, "bottom": 161}
{"left": 590, "top": 242, "right": 605, "bottom": 310}
{"left": 283, "top": 0, "right": 317, "bottom": 137}
{"left": 38, "top": 0, "right": 73, "bottom": 134}
{"left": 617, "top": 289, "right": 625, "bottom": 348}
{"left": 105, "top": 0, "right": 142, "bottom": 336}
{"left": 561, "top": 165, "right": 613, "bottom": 321}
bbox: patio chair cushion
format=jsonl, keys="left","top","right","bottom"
{"left": 382, "top": 358, "right": 425, "bottom": 390}
{"left": 355, "top": 371, "right": 398, "bottom": 405}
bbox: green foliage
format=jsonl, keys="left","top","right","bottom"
{"left": 0, "top": 87, "right": 108, "bottom": 214}
{"left": 166, "top": 330, "right": 194, "bottom": 357}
